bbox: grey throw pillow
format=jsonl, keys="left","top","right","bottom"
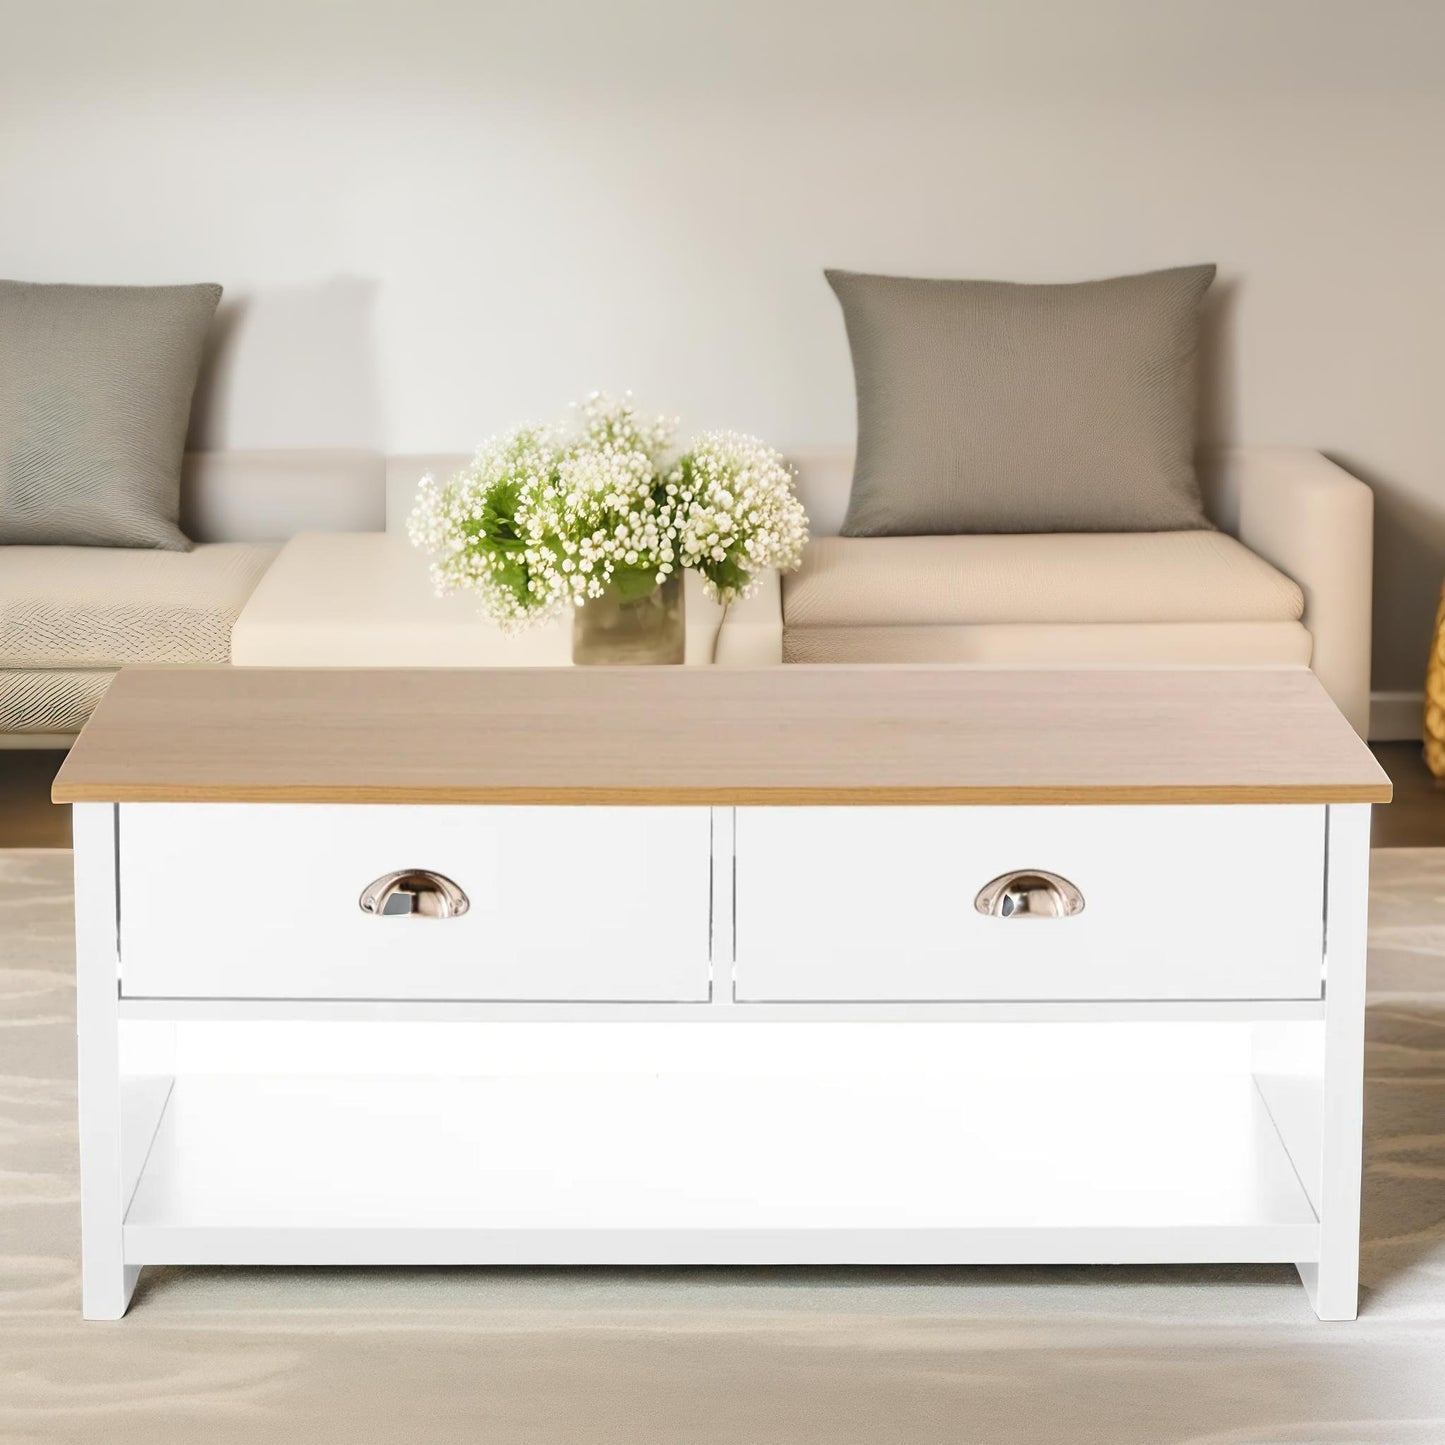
{"left": 0, "top": 280, "right": 222, "bottom": 549}
{"left": 827, "top": 265, "right": 1216, "bottom": 536}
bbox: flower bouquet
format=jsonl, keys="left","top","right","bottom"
{"left": 408, "top": 394, "right": 809, "bottom": 663}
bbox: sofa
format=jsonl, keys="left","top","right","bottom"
{"left": 0, "top": 445, "right": 1373, "bottom": 746}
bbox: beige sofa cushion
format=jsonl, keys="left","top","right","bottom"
{"left": 0, "top": 543, "right": 277, "bottom": 668}
{"left": 783, "top": 532, "right": 1304, "bottom": 629}
{"left": 783, "top": 621, "right": 1313, "bottom": 667}
{"left": 0, "top": 668, "right": 114, "bottom": 733}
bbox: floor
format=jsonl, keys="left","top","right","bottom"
{"left": 0, "top": 751, "right": 70, "bottom": 849}
{"left": 1, "top": 845, "right": 1442, "bottom": 1442}
{"left": 1368, "top": 743, "right": 1445, "bottom": 846}
{"left": 3, "top": 743, "right": 1442, "bottom": 849}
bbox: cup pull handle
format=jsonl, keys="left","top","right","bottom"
{"left": 359, "top": 869, "right": 470, "bottom": 919}
{"left": 974, "top": 870, "right": 1084, "bottom": 919}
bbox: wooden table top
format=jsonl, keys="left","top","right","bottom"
{"left": 52, "top": 665, "right": 1391, "bottom": 807}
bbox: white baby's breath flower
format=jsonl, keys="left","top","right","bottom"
{"left": 409, "top": 398, "right": 809, "bottom": 627}
{"left": 670, "top": 432, "right": 809, "bottom": 603}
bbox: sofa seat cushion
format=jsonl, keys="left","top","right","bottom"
{"left": 782, "top": 532, "right": 1304, "bottom": 629}
{"left": 0, "top": 668, "right": 114, "bottom": 733}
{"left": 783, "top": 621, "right": 1313, "bottom": 668}
{"left": 0, "top": 543, "right": 277, "bottom": 667}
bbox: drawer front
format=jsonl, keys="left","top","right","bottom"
{"left": 119, "top": 804, "right": 712, "bottom": 1001}
{"left": 734, "top": 806, "right": 1325, "bottom": 1002}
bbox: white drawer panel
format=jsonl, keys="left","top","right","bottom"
{"left": 119, "top": 804, "right": 711, "bottom": 1001}
{"left": 734, "top": 806, "right": 1325, "bottom": 1002}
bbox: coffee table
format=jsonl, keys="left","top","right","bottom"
{"left": 54, "top": 665, "right": 1389, "bottom": 1320}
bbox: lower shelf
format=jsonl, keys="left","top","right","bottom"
{"left": 122, "top": 1071, "right": 1321, "bottom": 1267}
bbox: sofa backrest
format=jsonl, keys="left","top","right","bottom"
{"left": 787, "top": 449, "right": 856, "bottom": 538}
{"left": 386, "top": 454, "right": 471, "bottom": 534}
{"left": 188, "top": 446, "right": 1256, "bottom": 544}
{"left": 181, "top": 450, "right": 385, "bottom": 543}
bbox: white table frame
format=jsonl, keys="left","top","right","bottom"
{"left": 74, "top": 801, "right": 1372, "bottom": 1322}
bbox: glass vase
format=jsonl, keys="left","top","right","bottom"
{"left": 571, "top": 572, "right": 685, "bottom": 665}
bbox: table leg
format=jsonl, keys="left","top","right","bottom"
{"left": 1298, "top": 802, "right": 1370, "bottom": 1321}
{"left": 74, "top": 803, "right": 138, "bottom": 1320}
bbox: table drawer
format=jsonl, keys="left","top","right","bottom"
{"left": 119, "top": 804, "right": 712, "bottom": 1001}
{"left": 733, "top": 806, "right": 1325, "bottom": 1002}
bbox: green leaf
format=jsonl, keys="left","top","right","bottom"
{"left": 706, "top": 557, "right": 750, "bottom": 597}
{"left": 610, "top": 565, "right": 662, "bottom": 600}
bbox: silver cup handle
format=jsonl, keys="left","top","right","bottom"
{"left": 974, "top": 870, "right": 1084, "bottom": 919}
{"left": 358, "top": 869, "right": 470, "bottom": 919}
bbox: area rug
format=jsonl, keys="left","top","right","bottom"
{"left": 1, "top": 848, "right": 1442, "bottom": 1445}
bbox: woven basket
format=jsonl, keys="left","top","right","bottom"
{"left": 1425, "top": 583, "right": 1445, "bottom": 777}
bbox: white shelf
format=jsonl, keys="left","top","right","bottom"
{"left": 122, "top": 1071, "right": 1320, "bottom": 1268}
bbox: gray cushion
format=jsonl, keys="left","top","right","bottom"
{"left": 0, "top": 280, "right": 222, "bottom": 549}
{"left": 827, "top": 265, "right": 1216, "bottom": 536}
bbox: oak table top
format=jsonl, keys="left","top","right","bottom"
{"left": 52, "top": 665, "right": 1391, "bottom": 807}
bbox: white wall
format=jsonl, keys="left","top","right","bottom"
{"left": 2, "top": 0, "right": 1442, "bottom": 689}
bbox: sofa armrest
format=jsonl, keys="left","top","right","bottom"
{"left": 1200, "top": 448, "right": 1373, "bottom": 735}
{"left": 712, "top": 570, "right": 784, "bottom": 666}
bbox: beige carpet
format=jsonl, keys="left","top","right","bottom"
{"left": 2, "top": 849, "right": 1443, "bottom": 1445}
